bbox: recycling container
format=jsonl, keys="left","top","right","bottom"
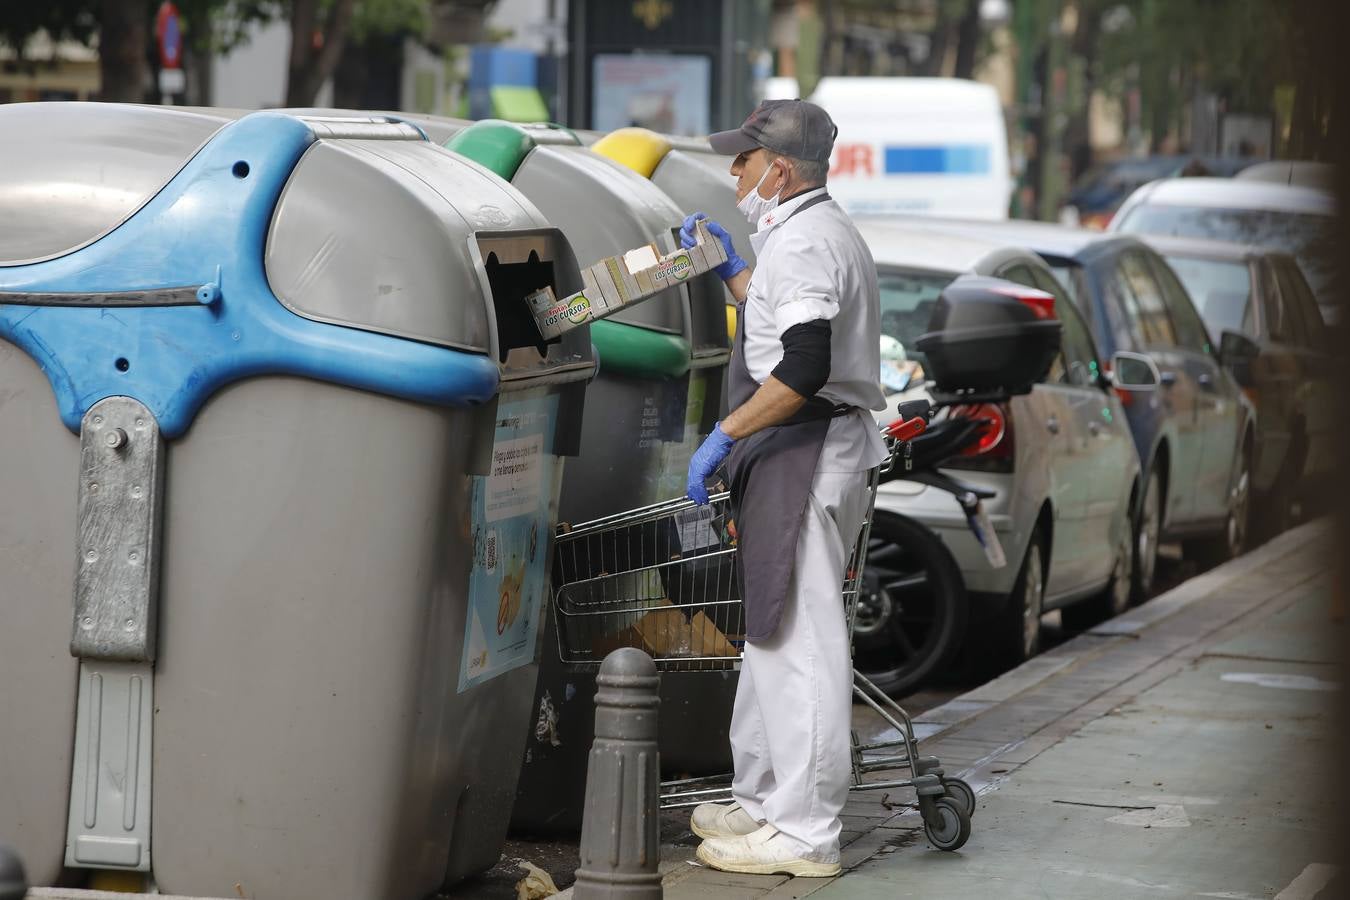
{"left": 593, "top": 128, "right": 755, "bottom": 290}
{"left": 587, "top": 127, "right": 753, "bottom": 780}
{"left": 443, "top": 121, "right": 732, "bottom": 833}
{"left": 586, "top": 128, "right": 753, "bottom": 339}
{"left": 0, "top": 103, "right": 594, "bottom": 898}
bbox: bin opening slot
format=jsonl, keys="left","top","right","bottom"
{"left": 484, "top": 249, "right": 555, "bottom": 362}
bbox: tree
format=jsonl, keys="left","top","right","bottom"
{"left": 950, "top": 0, "right": 982, "bottom": 80}
{"left": 284, "top": 0, "right": 355, "bottom": 105}
{"left": 0, "top": 0, "right": 97, "bottom": 55}
{"left": 99, "top": 0, "right": 149, "bottom": 100}
{"left": 284, "top": 0, "right": 492, "bottom": 108}
{"left": 0, "top": 0, "right": 279, "bottom": 101}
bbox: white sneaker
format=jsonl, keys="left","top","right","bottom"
{"left": 696, "top": 824, "right": 841, "bottom": 878}
{"left": 690, "top": 801, "right": 762, "bottom": 840}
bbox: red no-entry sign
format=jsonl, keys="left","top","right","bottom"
{"left": 156, "top": 1, "right": 183, "bottom": 70}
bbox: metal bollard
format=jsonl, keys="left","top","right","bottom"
{"left": 573, "top": 648, "right": 662, "bottom": 899}
{"left": 0, "top": 842, "right": 26, "bottom": 900}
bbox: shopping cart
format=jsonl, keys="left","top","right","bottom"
{"left": 550, "top": 422, "right": 975, "bottom": 851}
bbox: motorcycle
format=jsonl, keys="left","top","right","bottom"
{"left": 852, "top": 398, "right": 1008, "bottom": 696}
{"left": 855, "top": 275, "right": 1062, "bottom": 696}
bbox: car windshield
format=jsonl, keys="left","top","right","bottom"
{"left": 876, "top": 269, "right": 954, "bottom": 366}
{"left": 1162, "top": 256, "right": 1251, "bottom": 339}
{"left": 1117, "top": 204, "right": 1338, "bottom": 300}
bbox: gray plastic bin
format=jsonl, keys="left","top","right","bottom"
{"left": 0, "top": 103, "right": 593, "bottom": 898}
{"left": 444, "top": 121, "right": 734, "bottom": 833}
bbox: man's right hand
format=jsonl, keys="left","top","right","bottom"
{"left": 681, "top": 213, "right": 748, "bottom": 282}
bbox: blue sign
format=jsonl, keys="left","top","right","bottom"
{"left": 884, "top": 145, "right": 991, "bottom": 175}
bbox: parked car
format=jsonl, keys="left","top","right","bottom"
{"left": 1064, "top": 156, "right": 1257, "bottom": 229}
{"left": 853, "top": 221, "right": 1140, "bottom": 691}
{"left": 1109, "top": 177, "right": 1339, "bottom": 323}
{"left": 1141, "top": 235, "right": 1335, "bottom": 528}
{"left": 1235, "top": 160, "right": 1336, "bottom": 190}
{"left": 899, "top": 219, "right": 1258, "bottom": 591}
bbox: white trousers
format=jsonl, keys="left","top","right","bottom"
{"left": 729, "top": 467, "right": 871, "bottom": 863}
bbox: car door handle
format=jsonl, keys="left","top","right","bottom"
{"left": 1046, "top": 415, "right": 1060, "bottom": 435}
{"left": 1159, "top": 371, "right": 1178, "bottom": 387}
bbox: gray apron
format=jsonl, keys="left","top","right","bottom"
{"left": 725, "top": 193, "right": 850, "bottom": 642}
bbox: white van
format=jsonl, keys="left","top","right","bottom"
{"left": 809, "top": 77, "right": 1013, "bottom": 220}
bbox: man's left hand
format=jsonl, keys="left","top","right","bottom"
{"left": 680, "top": 213, "right": 748, "bottom": 282}
{"left": 686, "top": 423, "right": 736, "bottom": 505}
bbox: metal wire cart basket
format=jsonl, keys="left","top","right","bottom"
{"left": 550, "top": 464, "right": 975, "bottom": 851}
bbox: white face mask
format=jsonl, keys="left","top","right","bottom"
{"left": 736, "top": 161, "right": 783, "bottom": 226}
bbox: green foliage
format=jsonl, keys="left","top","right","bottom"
{"left": 349, "top": 0, "right": 428, "bottom": 41}
{"left": 0, "top": 0, "right": 97, "bottom": 53}
{"left": 177, "top": 0, "right": 283, "bottom": 53}
{"left": 1093, "top": 0, "right": 1293, "bottom": 113}
{"left": 0, "top": 0, "right": 431, "bottom": 58}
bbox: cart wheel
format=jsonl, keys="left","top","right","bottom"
{"left": 942, "top": 777, "right": 976, "bottom": 819}
{"left": 924, "top": 797, "right": 970, "bottom": 851}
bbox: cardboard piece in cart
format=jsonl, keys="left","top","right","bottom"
{"left": 591, "top": 598, "right": 740, "bottom": 660}
{"left": 525, "top": 218, "right": 728, "bottom": 340}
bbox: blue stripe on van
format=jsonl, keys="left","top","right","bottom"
{"left": 884, "top": 145, "right": 991, "bottom": 175}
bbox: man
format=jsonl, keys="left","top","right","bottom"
{"left": 678, "top": 99, "right": 887, "bottom": 877}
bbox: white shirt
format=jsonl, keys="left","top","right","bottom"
{"left": 742, "top": 188, "right": 889, "bottom": 473}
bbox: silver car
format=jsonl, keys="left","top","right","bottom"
{"left": 1110, "top": 177, "right": 1339, "bottom": 323}
{"left": 853, "top": 222, "right": 1142, "bottom": 693}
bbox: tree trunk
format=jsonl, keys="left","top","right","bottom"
{"left": 952, "top": 0, "right": 982, "bottom": 80}
{"left": 285, "top": 0, "right": 356, "bottom": 106}
{"left": 98, "top": 0, "right": 148, "bottom": 102}
{"left": 1063, "top": 2, "right": 1102, "bottom": 181}
{"left": 922, "top": 3, "right": 952, "bottom": 77}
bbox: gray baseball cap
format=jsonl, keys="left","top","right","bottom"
{"left": 708, "top": 99, "right": 838, "bottom": 163}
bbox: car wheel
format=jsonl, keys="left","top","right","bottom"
{"left": 852, "top": 512, "right": 968, "bottom": 698}
{"left": 1062, "top": 520, "right": 1134, "bottom": 631}
{"left": 1133, "top": 467, "right": 1162, "bottom": 601}
{"left": 1251, "top": 433, "right": 1302, "bottom": 545}
{"left": 1186, "top": 443, "right": 1252, "bottom": 567}
{"left": 983, "top": 531, "right": 1044, "bottom": 671}
{"left": 1251, "top": 484, "right": 1290, "bottom": 547}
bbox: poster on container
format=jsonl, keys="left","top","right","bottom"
{"left": 459, "top": 391, "right": 563, "bottom": 692}
{"left": 591, "top": 52, "right": 711, "bottom": 136}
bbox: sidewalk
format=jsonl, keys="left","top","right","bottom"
{"left": 655, "top": 518, "right": 1339, "bottom": 900}
{"left": 23, "top": 521, "right": 1338, "bottom": 900}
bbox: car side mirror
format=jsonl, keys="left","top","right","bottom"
{"left": 1110, "top": 351, "right": 1160, "bottom": 389}
{"left": 1218, "top": 329, "right": 1260, "bottom": 388}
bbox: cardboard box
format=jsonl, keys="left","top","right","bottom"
{"left": 524, "top": 218, "right": 729, "bottom": 340}
{"left": 590, "top": 599, "right": 740, "bottom": 660}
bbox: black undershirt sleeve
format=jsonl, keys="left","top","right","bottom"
{"left": 772, "top": 319, "right": 832, "bottom": 397}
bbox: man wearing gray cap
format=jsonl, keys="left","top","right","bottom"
{"left": 678, "top": 99, "right": 887, "bottom": 876}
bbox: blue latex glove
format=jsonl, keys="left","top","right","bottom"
{"left": 686, "top": 422, "right": 736, "bottom": 505}
{"left": 680, "top": 213, "right": 748, "bottom": 281}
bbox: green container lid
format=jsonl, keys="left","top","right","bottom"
{"left": 444, "top": 121, "right": 536, "bottom": 180}
{"left": 444, "top": 120, "right": 581, "bottom": 180}
{"left": 591, "top": 320, "right": 690, "bottom": 379}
